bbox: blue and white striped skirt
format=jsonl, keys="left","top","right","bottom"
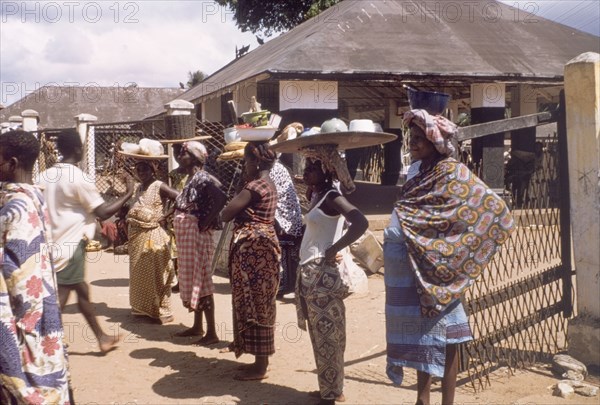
{"left": 383, "top": 226, "right": 472, "bottom": 384}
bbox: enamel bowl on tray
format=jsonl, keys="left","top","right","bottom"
{"left": 237, "top": 126, "right": 277, "bottom": 142}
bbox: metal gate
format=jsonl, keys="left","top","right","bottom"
{"left": 457, "top": 92, "right": 573, "bottom": 390}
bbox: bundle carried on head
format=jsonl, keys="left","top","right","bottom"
{"left": 301, "top": 144, "right": 355, "bottom": 194}
{"left": 120, "top": 138, "right": 165, "bottom": 156}
{"left": 245, "top": 141, "right": 277, "bottom": 168}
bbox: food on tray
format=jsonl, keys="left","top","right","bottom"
{"left": 218, "top": 149, "right": 245, "bottom": 161}
{"left": 224, "top": 141, "right": 248, "bottom": 151}
{"left": 120, "top": 138, "right": 165, "bottom": 156}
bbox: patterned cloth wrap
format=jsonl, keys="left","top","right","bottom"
{"left": 403, "top": 109, "right": 458, "bottom": 157}
{"left": 0, "top": 183, "right": 71, "bottom": 404}
{"left": 229, "top": 179, "right": 281, "bottom": 358}
{"left": 301, "top": 145, "right": 356, "bottom": 194}
{"left": 394, "top": 157, "right": 515, "bottom": 317}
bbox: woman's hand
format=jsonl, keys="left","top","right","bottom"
{"left": 324, "top": 246, "right": 342, "bottom": 266}
{"left": 122, "top": 173, "right": 135, "bottom": 195}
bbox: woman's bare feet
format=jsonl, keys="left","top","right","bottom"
{"left": 233, "top": 359, "right": 269, "bottom": 381}
{"left": 193, "top": 334, "right": 219, "bottom": 346}
{"left": 233, "top": 367, "right": 268, "bottom": 381}
{"left": 98, "top": 334, "right": 121, "bottom": 354}
{"left": 236, "top": 363, "right": 272, "bottom": 371}
{"left": 174, "top": 328, "right": 204, "bottom": 337}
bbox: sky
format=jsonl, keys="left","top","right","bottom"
{"left": 1, "top": 0, "right": 599, "bottom": 108}
{"left": 0, "top": 1, "right": 261, "bottom": 106}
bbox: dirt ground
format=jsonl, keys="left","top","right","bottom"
{"left": 61, "top": 250, "right": 598, "bottom": 405}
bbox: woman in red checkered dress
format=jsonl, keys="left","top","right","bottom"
{"left": 173, "top": 141, "right": 227, "bottom": 345}
{"left": 221, "top": 141, "right": 281, "bottom": 381}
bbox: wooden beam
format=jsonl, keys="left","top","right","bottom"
{"left": 457, "top": 112, "right": 553, "bottom": 141}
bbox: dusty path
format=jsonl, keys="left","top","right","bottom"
{"left": 62, "top": 251, "right": 597, "bottom": 404}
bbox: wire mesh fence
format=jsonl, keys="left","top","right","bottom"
{"left": 459, "top": 128, "right": 573, "bottom": 391}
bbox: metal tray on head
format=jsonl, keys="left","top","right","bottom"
{"left": 269, "top": 131, "right": 397, "bottom": 153}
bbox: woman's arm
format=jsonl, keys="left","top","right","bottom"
{"left": 198, "top": 182, "right": 228, "bottom": 231}
{"left": 159, "top": 182, "right": 180, "bottom": 201}
{"left": 323, "top": 194, "right": 369, "bottom": 265}
{"left": 220, "top": 189, "right": 253, "bottom": 223}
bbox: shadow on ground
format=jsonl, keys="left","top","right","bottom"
{"left": 130, "top": 347, "right": 314, "bottom": 404}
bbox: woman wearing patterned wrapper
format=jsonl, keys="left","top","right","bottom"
{"left": 220, "top": 141, "right": 281, "bottom": 381}
{"left": 384, "top": 109, "right": 515, "bottom": 405}
{"left": 295, "top": 144, "right": 368, "bottom": 405}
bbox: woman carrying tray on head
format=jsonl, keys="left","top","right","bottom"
{"left": 172, "top": 141, "right": 227, "bottom": 345}
{"left": 220, "top": 141, "right": 281, "bottom": 381}
{"left": 270, "top": 128, "right": 396, "bottom": 404}
{"left": 294, "top": 143, "right": 368, "bottom": 405}
{"left": 126, "top": 159, "right": 180, "bottom": 324}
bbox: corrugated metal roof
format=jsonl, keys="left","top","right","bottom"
{"left": 179, "top": 0, "right": 598, "bottom": 104}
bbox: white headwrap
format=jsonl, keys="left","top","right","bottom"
{"left": 182, "top": 141, "right": 207, "bottom": 163}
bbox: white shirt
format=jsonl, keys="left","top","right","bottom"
{"left": 390, "top": 160, "right": 422, "bottom": 228}
{"left": 38, "top": 164, "right": 104, "bottom": 271}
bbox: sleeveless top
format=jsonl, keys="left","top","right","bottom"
{"left": 299, "top": 190, "right": 344, "bottom": 265}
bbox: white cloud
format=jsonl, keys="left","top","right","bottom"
{"left": 0, "top": 0, "right": 263, "bottom": 106}
{"left": 43, "top": 27, "right": 93, "bottom": 64}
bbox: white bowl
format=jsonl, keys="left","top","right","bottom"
{"left": 237, "top": 126, "right": 277, "bottom": 142}
{"left": 223, "top": 127, "right": 240, "bottom": 144}
{"left": 349, "top": 119, "right": 374, "bottom": 132}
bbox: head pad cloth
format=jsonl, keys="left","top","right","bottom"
{"left": 403, "top": 109, "right": 458, "bottom": 157}
{"left": 302, "top": 144, "right": 355, "bottom": 194}
{"left": 182, "top": 141, "right": 207, "bottom": 164}
{"left": 246, "top": 142, "right": 277, "bottom": 165}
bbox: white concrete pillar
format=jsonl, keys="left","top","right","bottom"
{"left": 8, "top": 115, "right": 23, "bottom": 130}
{"left": 165, "top": 99, "right": 195, "bottom": 116}
{"left": 21, "top": 109, "right": 39, "bottom": 132}
{"left": 513, "top": 84, "right": 537, "bottom": 116}
{"left": 564, "top": 52, "right": 600, "bottom": 367}
{"left": 470, "top": 83, "right": 506, "bottom": 189}
{"left": 75, "top": 113, "right": 98, "bottom": 182}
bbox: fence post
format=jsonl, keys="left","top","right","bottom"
{"left": 75, "top": 113, "right": 98, "bottom": 182}
{"left": 564, "top": 52, "right": 600, "bottom": 368}
{"left": 21, "top": 109, "right": 39, "bottom": 132}
{"left": 557, "top": 91, "right": 572, "bottom": 319}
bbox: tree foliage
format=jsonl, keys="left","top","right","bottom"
{"left": 187, "top": 70, "right": 207, "bottom": 88}
{"left": 216, "top": 0, "right": 341, "bottom": 36}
